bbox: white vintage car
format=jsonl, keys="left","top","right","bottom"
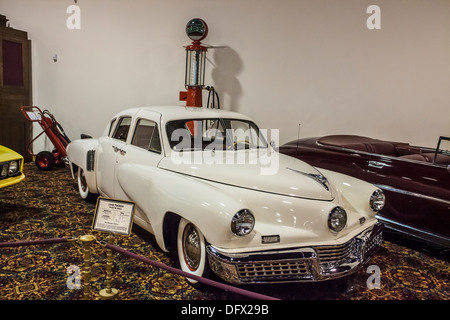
{"left": 67, "top": 106, "right": 385, "bottom": 284}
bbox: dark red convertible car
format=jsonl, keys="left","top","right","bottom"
{"left": 279, "top": 135, "right": 450, "bottom": 247}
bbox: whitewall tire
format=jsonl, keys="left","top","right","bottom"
{"left": 77, "top": 167, "right": 96, "bottom": 201}
{"left": 177, "top": 218, "right": 208, "bottom": 284}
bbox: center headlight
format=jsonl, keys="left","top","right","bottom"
{"left": 8, "top": 160, "right": 19, "bottom": 175}
{"left": 231, "top": 209, "right": 255, "bottom": 236}
{"left": 328, "top": 207, "right": 347, "bottom": 233}
{"left": 370, "top": 189, "right": 385, "bottom": 212}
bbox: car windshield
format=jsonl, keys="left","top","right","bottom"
{"left": 166, "top": 118, "right": 268, "bottom": 151}
{"left": 435, "top": 136, "right": 450, "bottom": 165}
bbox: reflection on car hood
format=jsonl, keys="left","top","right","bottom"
{"left": 158, "top": 150, "right": 334, "bottom": 201}
{"left": 0, "top": 145, "right": 22, "bottom": 163}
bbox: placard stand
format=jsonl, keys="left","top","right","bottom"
{"left": 92, "top": 197, "right": 136, "bottom": 300}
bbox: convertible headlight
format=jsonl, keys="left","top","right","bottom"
{"left": 370, "top": 189, "right": 385, "bottom": 212}
{"left": 8, "top": 160, "right": 19, "bottom": 175}
{"left": 231, "top": 209, "right": 255, "bottom": 236}
{"left": 328, "top": 207, "right": 347, "bottom": 233}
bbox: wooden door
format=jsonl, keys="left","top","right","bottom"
{"left": 0, "top": 15, "right": 32, "bottom": 162}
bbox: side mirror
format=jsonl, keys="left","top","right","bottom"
{"left": 447, "top": 165, "right": 450, "bottom": 174}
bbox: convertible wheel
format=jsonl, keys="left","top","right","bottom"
{"left": 77, "top": 167, "right": 97, "bottom": 202}
{"left": 177, "top": 218, "right": 209, "bottom": 284}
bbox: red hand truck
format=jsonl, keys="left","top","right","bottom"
{"left": 21, "top": 106, "right": 71, "bottom": 171}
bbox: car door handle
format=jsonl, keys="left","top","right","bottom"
{"left": 112, "top": 146, "right": 126, "bottom": 155}
{"left": 368, "top": 161, "right": 387, "bottom": 169}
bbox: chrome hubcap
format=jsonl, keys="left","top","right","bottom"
{"left": 183, "top": 224, "right": 201, "bottom": 271}
{"left": 79, "top": 170, "right": 88, "bottom": 192}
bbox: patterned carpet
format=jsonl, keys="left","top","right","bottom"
{"left": 0, "top": 162, "right": 448, "bottom": 300}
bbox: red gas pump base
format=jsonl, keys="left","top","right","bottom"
{"left": 179, "top": 87, "right": 203, "bottom": 107}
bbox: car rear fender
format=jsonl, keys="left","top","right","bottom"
{"left": 66, "top": 138, "right": 99, "bottom": 194}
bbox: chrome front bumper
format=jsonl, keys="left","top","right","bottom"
{"left": 207, "top": 223, "right": 383, "bottom": 284}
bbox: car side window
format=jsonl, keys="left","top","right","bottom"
{"left": 112, "top": 117, "right": 132, "bottom": 142}
{"left": 131, "top": 119, "right": 162, "bottom": 154}
{"left": 108, "top": 118, "right": 117, "bottom": 137}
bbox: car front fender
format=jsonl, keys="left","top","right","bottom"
{"left": 116, "top": 163, "right": 250, "bottom": 251}
{"left": 318, "top": 167, "right": 379, "bottom": 217}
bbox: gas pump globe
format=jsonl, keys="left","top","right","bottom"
{"left": 181, "top": 18, "right": 209, "bottom": 107}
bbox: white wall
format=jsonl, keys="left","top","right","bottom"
{"left": 1, "top": 0, "right": 449, "bottom": 152}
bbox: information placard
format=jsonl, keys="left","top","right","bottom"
{"left": 92, "top": 197, "right": 135, "bottom": 236}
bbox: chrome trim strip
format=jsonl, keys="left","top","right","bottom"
{"left": 315, "top": 141, "right": 447, "bottom": 169}
{"left": 375, "top": 184, "right": 450, "bottom": 206}
{"left": 207, "top": 246, "right": 317, "bottom": 260}
{"left": 376, "top": 216, "right": 450, "bottom": 247}
{"left": 286, "top": 167, "right": 331, "bottom": 192}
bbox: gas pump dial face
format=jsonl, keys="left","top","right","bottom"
{"left": 186, "top": 18, "right": 208, "bottom": 41}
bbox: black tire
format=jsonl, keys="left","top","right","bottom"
{"left": 35, "top": 151, "right": 55, "bottom": 171}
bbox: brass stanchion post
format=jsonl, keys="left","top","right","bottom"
{"left": 80, "top": 235, "right": 95, "bottom": 300}
{"left": 99, "top": 236, "right": 119, "bottom": 300}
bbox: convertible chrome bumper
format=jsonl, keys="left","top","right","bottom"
{"left": 207, "top": 222, "right": 383, "bottom": 284}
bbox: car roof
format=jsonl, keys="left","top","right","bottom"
{"left": 114, "top": 106, "right": 255, "bottom": 122}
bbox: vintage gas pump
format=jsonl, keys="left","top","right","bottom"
{"left": 180, "top": 18, "right": 208, "bottom": 107}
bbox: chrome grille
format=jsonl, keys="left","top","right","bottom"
{"left": 237, "top": 260, "right": 309, "bottom": 282}
{"left": 316, "top": 240, "right": 354, "bottom": 264}
{"left": 362, "top": 231, "right": 383, "bottom": 259}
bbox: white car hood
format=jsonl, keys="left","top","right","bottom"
{"left": 158, "top": 150, "right": 334, "bottom": 201}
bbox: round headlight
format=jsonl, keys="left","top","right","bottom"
{"left": 8, "top": 160, "right": 19, "bottom": 175}
{"left": 231, "top": 209, "right": 255, "bottom": 236}
{"left": 370, "top": 189, "right": 385, "bottom": 212}
{"left": 328, "top": 207, "right": 347, "bottom": 233}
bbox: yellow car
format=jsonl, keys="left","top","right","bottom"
{"left": 0, "top": 145, "right": 25, "bottom": 189}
